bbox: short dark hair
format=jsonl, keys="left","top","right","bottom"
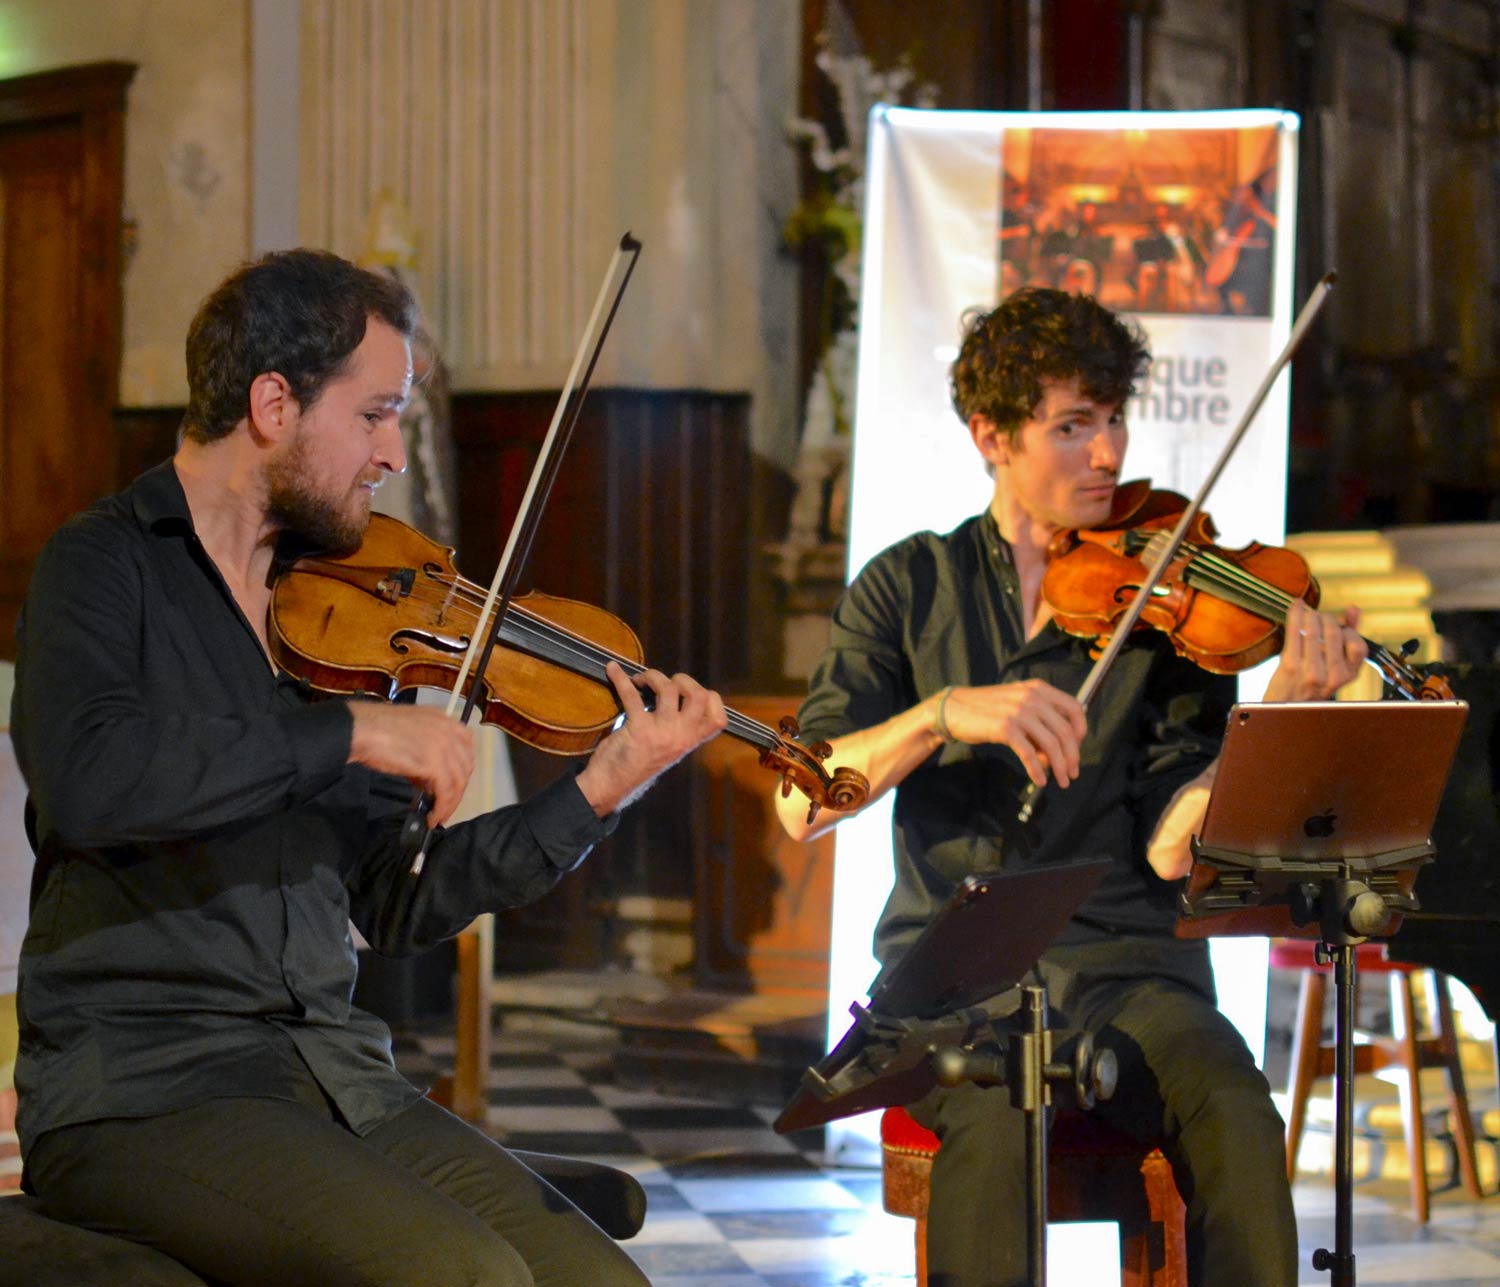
{"left": 182, "top": 249, "right": 418, "bottom": 443}
{"left": 949, "top": 288, "right": 1149, "bottom": 437}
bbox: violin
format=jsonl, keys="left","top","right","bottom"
{"left": 267, "top": 512, "right": 870, "bottom": 819}
{"left": 1040, "top": 480, "right": 1453, "bottom": 701}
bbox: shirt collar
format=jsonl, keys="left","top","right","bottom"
{"left": 129, "top": 459, "right": 195, "bottom": 535}
{"left": 127, "top": 458, "right": 334, "bottom": 575}
{"left": 979, "top": 507, "right": 1014, "bottom": 568}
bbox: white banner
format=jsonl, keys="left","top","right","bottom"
{"left": 826, "top": 108, "right": 1300, "bottom": 1160}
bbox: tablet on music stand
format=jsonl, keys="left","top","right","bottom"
{"left": 1179, "top": 699, "right": 1467, "bottom": 936}
{"left": 776, "top": 858, "right": 1111, "bottom": 1132}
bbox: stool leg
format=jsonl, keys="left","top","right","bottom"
{"left": 452, "top": 924, "right": 489, "bottom": 1124}
{"left": 1434, "top": 973, "right": 1484, "bottom": 1199}
{"left": 1286, "top": 969, "right": 1326, "bottom": 1181}
{"left": 915, "top": 1213, "right": 929, "bottom": 1287}
{"left": 1391, "top": 971, "right": 1431, "bottom": 1223}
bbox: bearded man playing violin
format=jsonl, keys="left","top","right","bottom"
{"left": 777, "top": 287, "right": 1366, "bottom": 1287}
{"left": 9, "top": 249, "right": 725, "bottom": 1287}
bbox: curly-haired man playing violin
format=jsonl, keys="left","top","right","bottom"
{"left": 778, "top": 287, "right": 1366, "bottom": 1287}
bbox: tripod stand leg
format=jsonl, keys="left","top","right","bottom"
{"left": 1027, "top": 1089, "right": 1045, "bottom": 1287}
{"left": 1014, "top": 985, "right": 1049, "bottom": 1287}
{"left": 1312, "top": 943, "right": 1358, "bottom": 1286}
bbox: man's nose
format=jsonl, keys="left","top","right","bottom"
{"left": 1089, "top": 428, "right": 1121, "bottom": 471}
{"left": 373, "top": 417, "right": 407, "bottom": 476}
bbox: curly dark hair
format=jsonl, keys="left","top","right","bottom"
{"left": 182, "top": 249, "right": 418, "bottom": 444}
{"left": 949, "top": 288, "right": 1149, "bottom": 436}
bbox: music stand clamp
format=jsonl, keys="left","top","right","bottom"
{"left": 1179, "top": 705, "right": 1464, "bottom": 1287}
{"left": 774, "top": 860, "right": 1118, "bottom": 1287}
{"left": 781, "top": 985, "right": 1114, "bottom": 1287}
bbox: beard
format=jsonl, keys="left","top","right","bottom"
{"left": 265, "top": 434, "right": 371, "bottom": 554}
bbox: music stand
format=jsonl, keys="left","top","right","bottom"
{"left": 775, "top": 859, "right": 1113, "bottom": 1287}
{"left": 1179, "top": 700, "right": 1467, "bottom": 1287}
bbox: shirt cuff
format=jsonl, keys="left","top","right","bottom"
{"left": 522, "top": 765, "right": 620, "bottom": 872}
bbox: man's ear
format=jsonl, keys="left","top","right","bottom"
{"left": 969, "top": 414, "right": 1009, "bottom": 471}
{"left": 247, "top": 371, "right": 297, "bottom": 445}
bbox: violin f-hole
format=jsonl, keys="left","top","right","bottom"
{"left": 390, "top": 627, "right": 472, "bottom": 657}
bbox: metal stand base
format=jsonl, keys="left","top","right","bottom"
{"left": 1310, "top": 940, "right": 1359, "bottom": 1286}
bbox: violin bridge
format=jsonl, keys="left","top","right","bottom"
{"left": 375, "top": 567, "right": 416, "bottom": 603}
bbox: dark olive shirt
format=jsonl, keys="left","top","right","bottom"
{"left": 10, "top": 462, "right": 614, "bottom": 1155}
{"left": 798, "top": 512, "right": 1234, "bottom": 983}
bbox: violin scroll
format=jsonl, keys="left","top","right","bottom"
{"left": 1365, "top": 638, "right": 1456, "bottom": 702}
{"left": 1416, "top": 672, "right": 1456, "bottom": 700}
{"left": 767, "top": 716, "right": 870, "bottom": 824}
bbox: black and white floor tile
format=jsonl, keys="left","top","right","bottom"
{"left": 394, "top": 1031, "right": 1500, "bottom": 1287}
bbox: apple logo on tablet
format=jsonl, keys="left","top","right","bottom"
{"left": 1303, "top": 810, "right": 1337, "bottom": 839}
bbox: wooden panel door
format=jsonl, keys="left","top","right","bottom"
{"left": 453, "top": 388, "right": 759, "bottom": 970}
{"left": 0, "top": 63, "right": 133, "bottom": 660}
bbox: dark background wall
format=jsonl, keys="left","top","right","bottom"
{"left": 802, "top": 0, "right": 1500, "bottom": 532}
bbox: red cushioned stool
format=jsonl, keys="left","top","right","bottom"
{"left": 880, "top": 1105, "right": 1187, "bottom": 1287}
{"left": 1271, "top": 937, "right": 1482, "bottom": 1222}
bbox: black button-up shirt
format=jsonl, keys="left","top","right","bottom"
{"left": 798, "top": 512, "right": 1234, "bottom": 983}
{"left": 10, "top": 462, "right": 614, "bottom": 1154}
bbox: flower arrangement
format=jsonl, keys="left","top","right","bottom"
{"left": 774, "top": 25, "right": 935, "bottom": 573}
{"left": 783, "top": 41, "right": 936, "bottom": 451}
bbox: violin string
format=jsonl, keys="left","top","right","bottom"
{"left": 1181, "top": 547, "right": 1297, "bottom": 618}
{"left": 436, "top": 571, "right": 460, "bottom": 626}
{"left": 415, "top": 589, "right": 784, "bottom": 747}
{"left": 1136, "top": 534, "right": 1277, "bottom": 617}
{"left": 394, "top": 574, "right": 782, "bottom": 748}
{"left": 1175, "top": 545, "right": 1420, "bottom": 689}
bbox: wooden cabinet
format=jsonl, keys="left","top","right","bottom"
{"left": 691, "top": 695, "right": 835, "bottom": 997}
{"left": 0, "top": 62, "right": 134, "bottom": 660}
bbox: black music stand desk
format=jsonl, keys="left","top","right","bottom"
{"left": 1178, "top": 699, "right": 1467, "bottom": 1287}
{"left": 776, "top": 859, "right": 1112, "bottom": 1287}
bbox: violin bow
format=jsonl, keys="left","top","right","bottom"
{"left": 1018, "top": 270, "right": 1337, "bottom": 824}
{"left": 404, "top": 234, "right": 643, "bottom": 874}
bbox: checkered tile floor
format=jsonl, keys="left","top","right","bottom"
{"left": 395, "top": 1029, "right": 911, "bottom": 1286}
{"left": 394, "top": 1029, "right": 1500, "bottom": 1287}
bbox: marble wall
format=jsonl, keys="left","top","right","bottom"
{"left": 298, "top": 0, "right": 803, "bottom": 462}
{"left": 0, "top": 0, "right": 804, "bottom": 466}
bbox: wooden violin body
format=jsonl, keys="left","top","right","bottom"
{"left": 269, "top": 513, "right": 869, "bottom": 816}
{"left": 1042, "top": 480, "right": 1451, "bottom": 700}
{"left": 270, "top": 517, "right": 639, "bottom": 753}
{"left": 1043, "top": 480, "right": 1318, "bottom": 674}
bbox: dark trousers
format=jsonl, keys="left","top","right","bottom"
{"left": 908, "top": 937, "right": 1297, "bottom": 1287}
{"left": 25, "top": 1083, "right": 647, "bottom": 1287}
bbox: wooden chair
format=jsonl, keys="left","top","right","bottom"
{"left": 427, "top": 917, "right": 492, "bottom": 1124}
{"left": 1273, "top": 937, "right": 1483, "bottom": 1222}
{"left": 880, "top": 1105, "right": 1187, "bottom": 1287}
{"left": 1, "top": 1085, "right": 19, "bottom": 1196}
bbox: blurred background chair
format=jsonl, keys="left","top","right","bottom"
{"left": 1272, "top": 937, "right": 1482, "bottom": 1222}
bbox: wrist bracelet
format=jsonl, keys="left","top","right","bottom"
{"left": 933, "top": 686, "right": 958, "bottom": 744}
